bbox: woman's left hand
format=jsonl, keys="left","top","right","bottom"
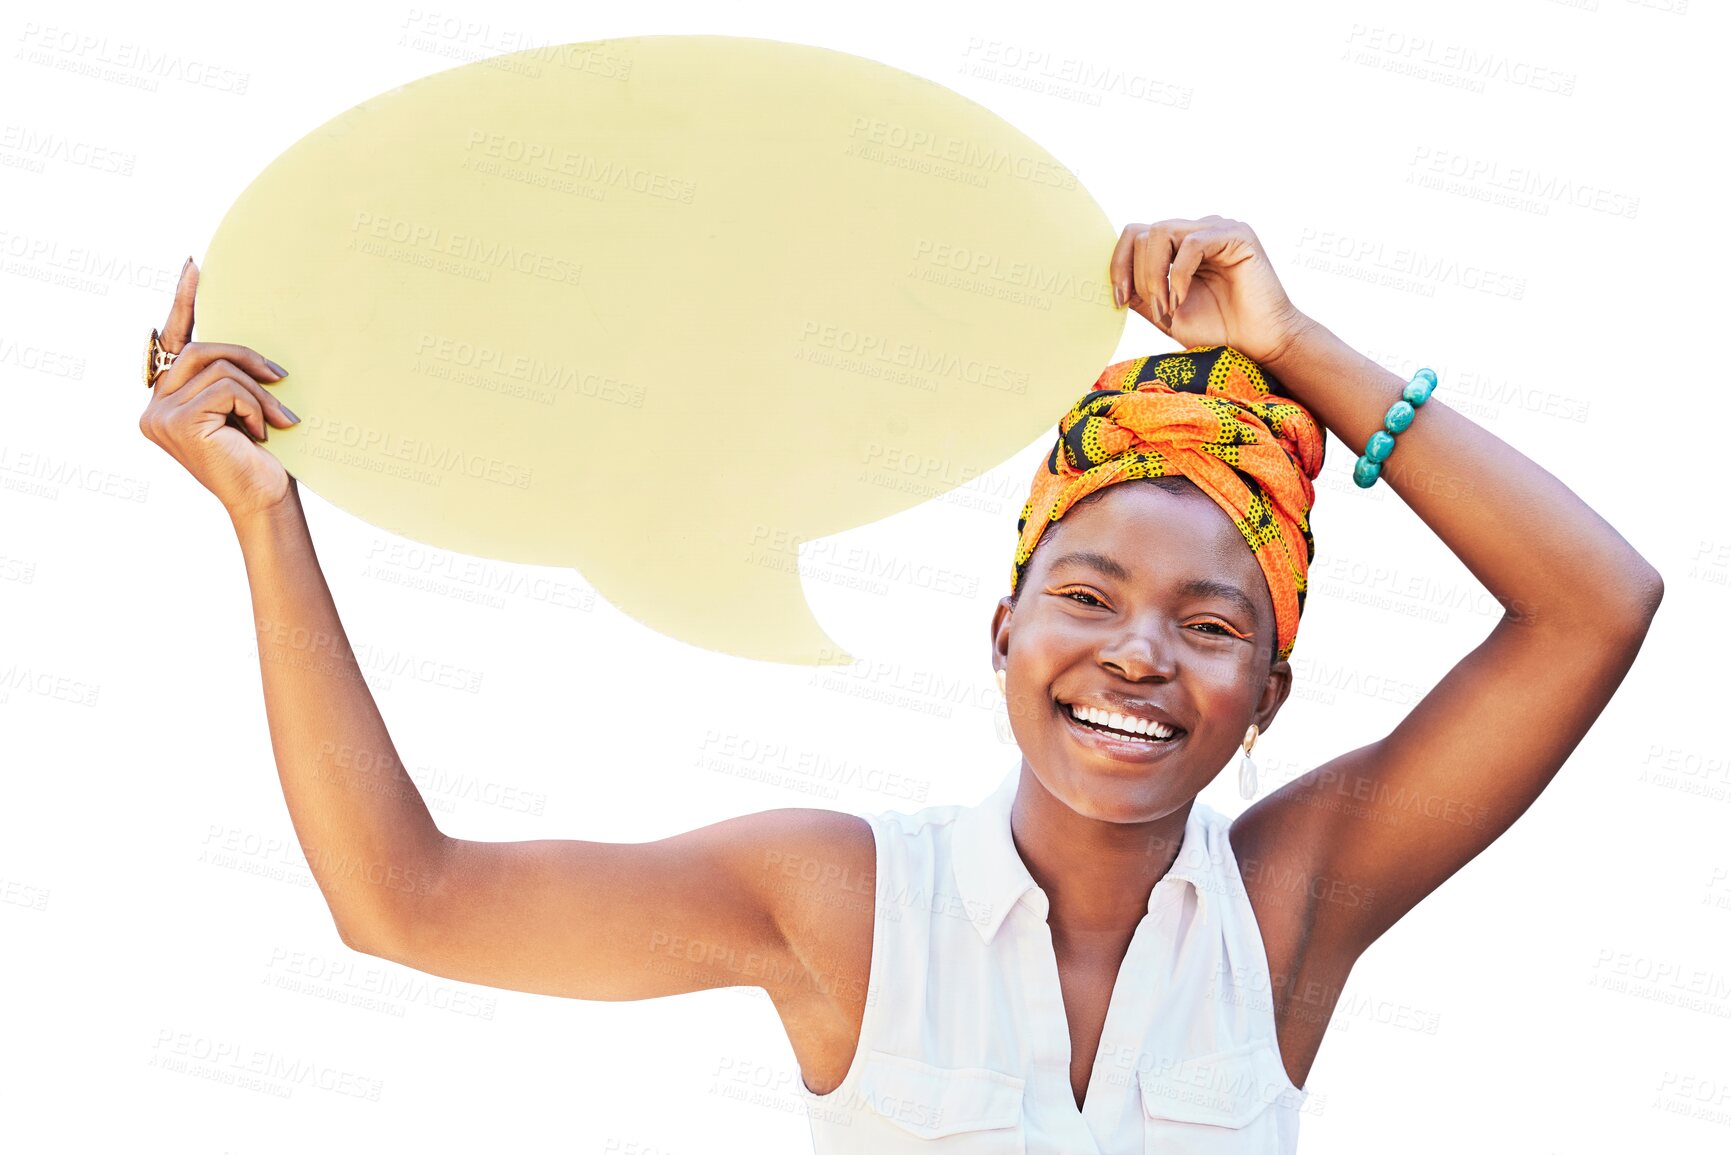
{"left": 1111, "top": 216, "right": 1316, "bottom": 365}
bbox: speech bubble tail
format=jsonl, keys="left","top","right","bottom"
{"left": 584, "top": 548, "right": 857, "bottom": 668}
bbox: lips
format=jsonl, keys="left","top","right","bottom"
{"left": 1055, "top": 698, "right": 1186, "bottom": 760}
{"left": 1055, "top": 695, "right": 1185, "bottom": 736}
{"left": 1055, "top": 697, "right": 1185, "bottom": 737}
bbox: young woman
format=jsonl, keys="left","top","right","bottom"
{"left": 139, "top": 216, "right": 1662, "bottom": 1153}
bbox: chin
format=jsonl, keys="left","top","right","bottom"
{"left": 1045, "top": 763, "right": 1183, "bottom": 822}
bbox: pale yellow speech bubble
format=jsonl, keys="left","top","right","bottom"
{"left": 198, "top": 35, "right": 1124, "bottom": 665}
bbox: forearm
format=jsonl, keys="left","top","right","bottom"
{"left": 1264, "top": 319, "right": 1663, "bottom": 627}
{"left": 231, "top": 480, "right": 447, "bottom": 948}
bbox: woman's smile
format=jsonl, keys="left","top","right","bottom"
{"left": 1055, "top": 696, "right": 1189, "bottom": 762}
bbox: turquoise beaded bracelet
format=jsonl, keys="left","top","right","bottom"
{"left": 1353, "top": 367, "right": 1438, "bottom": 488}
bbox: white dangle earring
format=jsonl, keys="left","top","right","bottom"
{"left": 993, "top": 668, "right": 1012, "bottom": 744}
{"left": 1238, "top": 724, "right": 1260, "bottom": 800}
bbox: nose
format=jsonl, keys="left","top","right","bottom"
{"left": 1097, "top": 618, "right": 1177, "bottom": 681}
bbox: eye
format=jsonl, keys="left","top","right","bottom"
{"left": 1058, "top": 587, "right": 1106, "bottom": 608}
{"left": 1190, "top": 619, "right": 1249, "bottom": 640}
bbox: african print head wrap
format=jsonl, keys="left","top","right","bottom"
{"left": 1011, "top": 345, "right": 1325, "bottom": 663}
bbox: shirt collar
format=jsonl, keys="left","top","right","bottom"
{"left": 953, "top": 764, "right": 1215, "bottom": 946}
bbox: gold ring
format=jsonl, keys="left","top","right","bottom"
{"left": 144, "top": 327, "right": 179, "bottom": 389}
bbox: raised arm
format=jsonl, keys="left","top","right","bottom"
{"left": 1249, "top": 318, "right": 1663, "bottom": 956}
{"left": 228, "top": 485, "right": 446, "bottom": 947}
{"left": 142, "top": 260, "right": 874, "bottom": 1015}
{"left": 229, "top": 488, "right": 874, "bottom": 1005}
{"left": 1113, "top": 216, "right": 1663, "bottom": 964}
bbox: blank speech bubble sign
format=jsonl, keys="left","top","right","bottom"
{"left": 196, "top": 34, "right": 1124, "bottom": 665}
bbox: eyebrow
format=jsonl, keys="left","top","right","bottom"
{"left": 1046, "top": 551, "right": 1261, "bottom": 622}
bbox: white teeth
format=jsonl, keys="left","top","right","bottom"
{"left": 1067, "top": 702, "right": 1176, "bottom": 739}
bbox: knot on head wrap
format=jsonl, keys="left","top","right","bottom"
{"left": 1012, "top": 345, "right": 1326, "bottom": 663}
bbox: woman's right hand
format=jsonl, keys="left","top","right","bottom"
{"left": 138, "top": 258, "right": 303, "bottom": 522}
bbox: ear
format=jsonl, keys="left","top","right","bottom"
{"left": 1253, "top": 657, "right": 1294, "bottom": 737}
{"left": 989, "top": 596, "right": 1014, "bottom": 673}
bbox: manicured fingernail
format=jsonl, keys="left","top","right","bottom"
{"left": 281, "top": 404, "right": 301, "bottom": 423}
{"left": 1113, "top": 281, "right": 1123, "bottom": 308}
{"left": 265, "top": 359, "right": 288, "bottom": 378}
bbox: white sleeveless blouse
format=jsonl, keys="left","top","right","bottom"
{"left": 795, "top": 763, "right": 1310, "bottom": 1154}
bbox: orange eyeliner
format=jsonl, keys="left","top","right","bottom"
{"left": 1054, "top": 589, "right": 1253, "bottom": 641}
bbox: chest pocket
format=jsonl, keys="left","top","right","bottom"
{"left": 1136, "top": 1040, "right": 1299, "bottom": 1153}
{"left": 856, "top": 1049, "right": 1026, "bottom": 1152}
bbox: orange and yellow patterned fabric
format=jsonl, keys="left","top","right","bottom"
{"left": 1012, "top": 345, "right": 1326, "bottom": 662}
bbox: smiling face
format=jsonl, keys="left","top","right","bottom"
{"left": 991, "top": 477, "right": 1294, "bottom": 822}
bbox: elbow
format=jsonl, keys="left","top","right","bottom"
{"left": 1601, "top": 564, "right": 1663, "bottom": 637}
{"left": 335, "top": 917, "right": 401, "bottom": 962}
{"left": 334, "top": 919, "right": 376, "bottom": 956}
{"left": 1597, "top": 553, "right": 1663, "bottom": 623}
{"left": 1519, "top": 561, "right": 1663, "bottom": 634}
{"left": 1627, "top": 563, "right": 1664, "bottom": 619}
{"left": 1641, "top": 569, "right": 1664, "bottom": 615}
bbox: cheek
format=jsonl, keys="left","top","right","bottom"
{"left": 1187, "top": 670, "right": 1259, "bottom": 728}
{"left": 1012, "top": 621, "right": 1083, "bottom": 676}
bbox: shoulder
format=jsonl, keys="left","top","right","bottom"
{"left": 751, "top": 797, "right": 970, "bottom": 1085}
{"left": 752, "top": 796, "right": 969, "bottom": 976}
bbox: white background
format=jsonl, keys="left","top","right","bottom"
{"left": 3, "top": 1, "right": 1726, "bottom": 1152}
